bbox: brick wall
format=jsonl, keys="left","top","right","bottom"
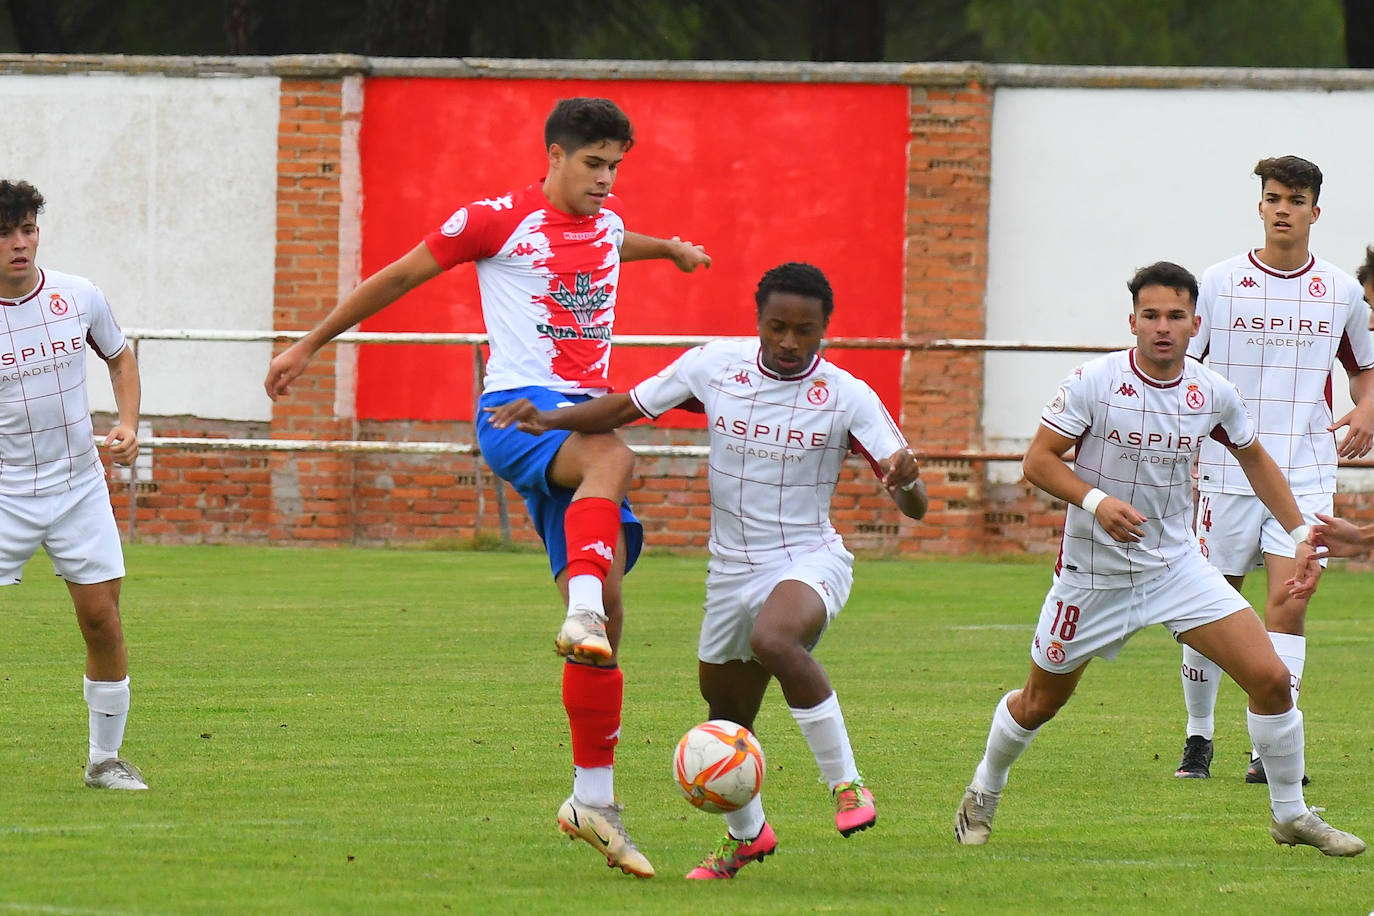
{"left": 99, "top": 69, "right": 1374, "bottom": 569}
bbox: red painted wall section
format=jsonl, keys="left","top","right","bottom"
{"left": 356, "top": 78, "right": 910, "bottom": 423}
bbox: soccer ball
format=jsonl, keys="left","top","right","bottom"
{"left": 672, "top": 719, "right": 765, "bottom": 814}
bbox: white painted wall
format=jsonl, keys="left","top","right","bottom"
{"left": 0, "top": 73, "right": 279, "bottom": 421}
{"left": 984, "top": 87, "right": 1374, "bottom": 488}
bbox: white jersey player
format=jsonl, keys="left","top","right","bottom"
{"left": 486, "top": 262, "right": 929, "bottom": 879}
{"left": 265, "top": 98, "right": 711, "bottom": 879}
{"left": 0, "top": 179, "right": 147, "bottom": 790}
{"left": 954, "top": 261, "right": 1363, "bottom": 857}
{"left": 1175, "top": 157, "right": 1374, "bottom": 784}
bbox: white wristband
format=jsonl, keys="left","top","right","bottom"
{"left": 1288, "top": 524, "right": 1312, "bottom": 546}
{"left": 901, "top": 478, "right": 919, "bottom": 492}
{"left": 1080, "top": 488, "right": 1108, "bottom": 517}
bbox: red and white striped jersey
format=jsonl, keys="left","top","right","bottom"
{"left": 0, "top": 269, "right": 127, "bottom": 496}
{"left": 1189, "top": 250, "right": 1374, "bottom": 496}
{"left": 424, "top": 183, "right": 626, "bottom": 395}
{"left": 629, "top": 339, "right": 910, "bottom": 571}
{"left": 1042, "top": 349, "right": 1256, "bottom": 588}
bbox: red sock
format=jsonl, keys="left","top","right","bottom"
{"left": 564, "top": 497, "right": 619, "bottom": 581}
{"left": 562, "top": 661, "right": 622, "bottom": 768}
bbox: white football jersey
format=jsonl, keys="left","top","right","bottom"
{"left": 629, "top": 339, "right": 909, "bottom": 571}
{"left": 1190, "top": 250, "right": 1374, "bottom": 496}
{"left": 1042, "top": 349, "right": 1256, "bottom": 588}
{"left": 0, "top": 269, "right": 127, "bottom": 496}
{"left": 425, "top": 183, "right": 626, "bottom": 395}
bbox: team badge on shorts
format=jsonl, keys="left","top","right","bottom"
{"left": 1046, "top": 641, "right": 1067, "bottom": 665}
{"left": 1198, "top": 537, "right": 1209, "bottom": 558}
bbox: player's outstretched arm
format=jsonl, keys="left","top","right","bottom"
{"left": 102, "top": 345, "right": 142, "bottom": 466}
{"left": 621, "top": 232, "right": 711, "bottom": 272}
{"left": 1312, "top": 512, "right": 1374, "bottom": 558}
{"left": 1230, "top": 439, "right": 1322, "bottom": 597}
{"left": 1024, "top": 425, "right": 1146, "bottom": 542}
{"left": 880, "top": 448, "right": 928, "bottom": 519}
{"left": 264, "top": 243, "right": 443, "bottom": 401}
{"left": 485, "top": 392, "right": 647, "bottom": 436}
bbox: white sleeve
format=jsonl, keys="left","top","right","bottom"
{"left": 846, "top": 380, "right": 908, "bottom": 473}
{"left": 85, "top": 286, "right": 128, "bottom": 360}
{"left": 629, "top": 346, "right": 704, "bottom": 419}
{"left": 1213, "top": 381, "right": 1257, "bottom": 449}
{"left": 1039, "top": 363, "right": 1095, "bottom": 441}
{"left": 1188, "top": 268, "right": 1218, "bottom": 362}
{"left": 1338, "top": 278, "right": 1374, "bottom": 373}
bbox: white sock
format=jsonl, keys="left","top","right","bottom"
{"left": 790, "top": 692, "right": 857, "bottom": 790}
{"left": 1247, "top": 706, "right": 1306, "bottom": 822}
{"left": 84, "top": 676, "right": 130, "bottom": 764}
{"left": 972, "top": 691, "right": 1039, "bottom": 792}
{"left": 724, "top": 794, "right": 766, "bottom": 841}
{"left": 1180, "top": 645, "right": 1222, "bottom": 740}
{"left": 1269, "top": 632, "right": 1305, "bottom": 706}
{"left": 566, "top": 575, "right": 605, "bottom": 618}
{"left": 573, "top": 765, "right": 614, "bottom": 807}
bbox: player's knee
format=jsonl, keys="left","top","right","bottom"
{"left": 1013, "top": 688, "right": 1065, "bottom": 729}
{"left": 747, "top": 627, "right": 799, "bottom": 671}
{"left": 1246, "top": 665, "right": 1292, "bottom": 714}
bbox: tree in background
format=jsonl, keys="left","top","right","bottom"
{"left": 0, "top": 0, "right": 1362, "bottom": 67}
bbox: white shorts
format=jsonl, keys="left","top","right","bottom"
{"left": 698, "top": 549, "right": 854, "bottom": 665}
{"left": 1030, "top": 550, "right": 1249, "bottom": 674}
{"left": 0, "top": 473, "right": 125, "bottom": 586}
{"left": 1195, "top": 490, "right": 1332, "bottom": 576}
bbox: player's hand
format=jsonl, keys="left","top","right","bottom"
{"left": 1329, "top": 401, "right": 1374, "bottom": 458}
{"left": 880, "top": 447, "right": 920, "bottom": 494}
{"left": 667, "top": 236, "right": 711, "bottom": 272}
{"left": 483, "top": 399, "right": 549, "bottom": 435}
{"left": 1094, "top": 497, "right": 1147, "bottom": 543}
{"left": 265, "top": 342, "right": 313, "bottom": 401}
{"left": 1309, "top": 511, "right": 1368, "bottom": 559}
{"left": 102, "top": 423, "right": 139, "bottom": 466}
{"left": 1286, "top": 538, "right": 1323, "bottom": 600}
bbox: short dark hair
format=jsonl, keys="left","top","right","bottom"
{"left": 754, "top": 262, "right": 834, "bottom": 319}
{"left": 1254, "top": 155, "right": 1323, "bottom": 204}
{"left": 1358, "top": 245, "right": 1374, "bottom": 287}
{"left": 1126, "top": 261, "right": 1198, "bottom": 306}
{"left": 544, "top": 98, "right": 634, "bottom": 154}
{"left": 0, "top": 179, "right": 44, "bottom": 232}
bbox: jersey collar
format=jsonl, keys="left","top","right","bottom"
{"left": 1247, "top": 249, "right": 1315, "bottom": 279}
{"left": 755, "top": 348, "right": 821, "bottom": 381}
{"left": 0, "top": 268, "right": 44, "bottom": 307}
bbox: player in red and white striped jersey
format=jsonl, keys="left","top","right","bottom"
{"left": 0, "top": 179, "right": 147, "bottom": 790}
{"left": 954, "top": 262, "right": 1363, "bottom": 856}
{"left": 1175, "top": 158, "right": 1374, "bottom": 784}
{"left": 265, "top": 98, "right": 709, "bottom": 878}
{"left": 487, "top": 263, "right": 928, "bottom": 879}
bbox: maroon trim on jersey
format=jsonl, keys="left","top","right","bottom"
{"left": 1040, "top": 416, "right": 1078, "bottom": 440}
{"left": 1127, "top": 349, "right": 1183, "bottom": 389}
{"left": 850, "top": 433, "right": 886, "bottom": 479}
{"left": 755, "top": 349, "right": 821, "bottom": 382}
{"left": 1246, "top": 250, "right": 1315, "bottom": 280}
{"left": 0, "top": 268, "right": 44, "bottom": 306}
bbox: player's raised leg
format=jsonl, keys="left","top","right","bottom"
{"left": 686, "top": 659, "right": 776, "bottom": 879}
{"left": 1180, "top": 608, "right": 1363, "bottom": 856}
{"left": 548, "top": 431, "right": 634, "bottom": 661}
{"left": 956, "top": 661, "right": 1086, "bottom": 845}
{"left": 70, "top": 579, "right": 147, "bottom": 791}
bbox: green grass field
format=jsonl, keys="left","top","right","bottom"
{"left": 1, "top": 545, "right": 1371, "bottom": 914}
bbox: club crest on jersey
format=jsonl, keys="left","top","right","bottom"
{"left": 1185, "top": 384, "right": 1205, "bottom": 410}
{"left": 48, "top": 293, "right": 68, "bottom": 316}
{"left": 440, "top": 208, "right": 468, "bottom": 237}
{"left": 806, "top": 379, "right": 829, "bottom": 404}
{"left": 550, "top": 272, "right": 611, "bottom": 325}
{"left": 1308, "top": 277, "right": 1327, "bottom": 298}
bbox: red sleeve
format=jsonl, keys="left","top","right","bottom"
{"left": 423, "top": 201, "right": 508, "bottom": 270}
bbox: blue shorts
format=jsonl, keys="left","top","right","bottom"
{"left": 477, "top": 386, "right": 642, "bottom": 579}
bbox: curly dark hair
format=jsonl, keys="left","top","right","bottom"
{"left": 1357, "top": 245, "right": 1374, "bottom": 287}
{"left": 1126, "top": 261, "right": 1198, "bottom": 306}
{"left": 0, "top": 179, "right": 44, "bottom": 232}
{"left": 544, "top": 98, "right": 634, "bottom": 154}
{"left": 754, "top": 262, "right": 834, "bottom": 319}
{"left": 1254, "top": 156, "right": 1323, "bottom": 204}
